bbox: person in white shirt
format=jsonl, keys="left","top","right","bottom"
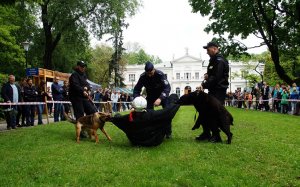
{"left": 110, "top": 90, "right": 119, "bottom": 112}
{"left": 1, "top": 75, "right": 21, "bottom": 129}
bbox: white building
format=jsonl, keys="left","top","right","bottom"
{"left": 123, "top": 53, "right": 264, "bottom": 96}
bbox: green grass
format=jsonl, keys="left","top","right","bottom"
{"left": 0, "top": 106, "right": 299, "bottom": 186}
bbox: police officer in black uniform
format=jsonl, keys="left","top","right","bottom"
{"left": 69, "top": 61, "right": 97, "bottom": 121}
{"left": 133, "top": 61, "right": 172, "bottom": 138}
{"left": 199, "top": 41, "right": 229, "bottom": 143}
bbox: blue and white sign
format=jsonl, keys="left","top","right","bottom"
{"left": 26, "top": 68, "right": 39, "bottom": 76}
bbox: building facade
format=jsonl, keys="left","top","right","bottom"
{"left": 122, "top": 53, "right": 264, "bottom": 96}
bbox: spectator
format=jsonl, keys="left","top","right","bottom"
{"left": 261, "top": 82, "right": 270, "bottom": 111}
{"left": 254, "top": 86, "right": 261, "bottom": 110}
{"left": 111, "top": 90, "right": 119, "bottom": 112}
{"left": 290, "top": 83, "right": 299, "bottom": 115}
{"left": 258, "top": 94, "right": 264, "bottom": 111}
{"left": 272, "top": 84, "right": 280, "bottom": 112}
{"left": 62, "top": 80, "right": 70, "bottom": 115}
{"left": 242, "top": 90, "right": 247, "bottom": 109}
{"left": 247, "top": 92, "right": 252, "bottom": 109}
{"left": 37, "top": 80, "right": 48, "bottom": 125}
{"left": 16, "top": 77, "right": 27, "bottom": 127}
{"left": 237, "top": 88, "right": 243, "bottom": 108}
{"left": 46, "top": 86, "right": 53, "bottom": 117}
{"left": 125, "top": 93, "right": 132, "bottom": 110}
{"left": 268, "top": 94, "right": 273, "bottom": 112}
{"left": 51, "top": 77, "right": 65, "bottom": 122}
{"left": 1, "top": 75, "right": 21, "bottom": 130}
{"left": 102, "top": 89, "right": 112, "bottom": 113}
{"left": 93, "top": 88, "right": 103, "bottom": 111}
{"left": 119, "top": 92, "right": 127, "bottom": 111}
{"left": 280, "top": 87, "right": 289, "bottom": 114}
{"left": 23, "top": 78, "right": 38, "bottom": 126}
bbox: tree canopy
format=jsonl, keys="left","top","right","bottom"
{"left": 0, "top": 0, "right": 141, "bottom": 80}
{"left": 189, "top": 0, "right": 300, "bottom": 85}
{"left": 37, "top": 0, "right": 140, "bottom": 69}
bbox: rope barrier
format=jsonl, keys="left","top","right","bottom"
{"left": 225, "top": 99, "right": 300, "bottom": 102}
{"left": 0, "top": 101, "right": 133, "bottom": 106}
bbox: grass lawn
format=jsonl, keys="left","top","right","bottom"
{"left": 0, "top": 106, "right": 299, "bottom": 186}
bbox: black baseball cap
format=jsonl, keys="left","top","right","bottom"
{"left": 144, "top": 61, "right": 154, "bottom": 72}
{"left": 77, "top": 60, "right": 87, "bottom": 67}
{"left": 203, "top": 41, "right": 219, "bottom": 49}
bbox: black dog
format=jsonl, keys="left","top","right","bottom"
{"left": 177, "top": 91, "right": 233, "bottom": 144}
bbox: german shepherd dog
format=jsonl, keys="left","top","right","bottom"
{"left": 177, "top": 90, "right": 233, "bottom": 144}
{"left": 65, "top": 112, "right": 112, "bottom": 143}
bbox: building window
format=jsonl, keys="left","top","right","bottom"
{"left": 176, "top": 73, "right": 180, "bottom": 80}
{"left": 195, "top": 72, "right": 199, "bottom": 80}
{"left": 184, "top": 72, "right": 191, "bottom": 80}
{"left": 176, "top": 87, "right": 180, "bottom": 97}
{"left": 129, "top": 74, "right": 135, "bottom": 81}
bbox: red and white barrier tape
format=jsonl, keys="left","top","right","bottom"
{"left": 0, "top": 101, "right": 132, "bottom": 106}
{"left": 226, "top": 99, "right": 300, "bottom": 102}
{"left": 0, "top": 102, "right": 45, "bottom": 105}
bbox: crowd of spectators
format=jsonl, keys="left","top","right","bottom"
{"left": 91, "top": 88, "right": 132, "bottom": 113}
{"left": 225, "top": 82, "right": 300, "bottom": 115}
{"left": 0, "top": 75, "right": 133, "bottom": 130}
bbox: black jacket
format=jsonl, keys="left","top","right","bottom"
{"left": 111, "top": 104, "right": 180, "bottom": 146}
{"left": 133, "top": 69, "right": 171, "bottom": 100}
{"left": 37, "top": 85, "right": 48, "bottom": 102}
{"left": 24, "top": 85, "right": 38, "bottom": 102}
{"left": 1, "top": 82, "right": 21, "bottom": 103}
{"left": 202, "top": 53, "right": 229, "bottom": 91}
{"left": 69, "top": 69, "right": 90, "bottom": 99}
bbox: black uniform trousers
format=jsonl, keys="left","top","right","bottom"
{"left": 201, "top": 88, "right": 227, "bottom": 137}
{"left": 70, "top": 97, "right": 97, "bottom": 120}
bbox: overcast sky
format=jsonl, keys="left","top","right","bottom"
{"left": 92, "top": 0, "right": 266, "bottom": 61}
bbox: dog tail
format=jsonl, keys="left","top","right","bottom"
{"left": 63, "top": 112, "right": 77, "bottom": 124}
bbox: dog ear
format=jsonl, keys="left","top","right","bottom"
{"left": 99, "top": 112, "right": 111, "bottom": 121}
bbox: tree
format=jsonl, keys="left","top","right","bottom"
{"left": 189, "top": 0, "right": 300, "bottom": 85}
{"left": 35, "top": 0, "right": 140, "bottom": 70}
{"left": 123, "top": 42, "right": 163, "bottom": 65}
{"left": 89, "top": 44, "right": 114, "bottom": 88}
{"left": 0, "top": 5, "right": 26, "bottom": 77}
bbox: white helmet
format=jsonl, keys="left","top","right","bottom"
{"left": 132, "top": 96, "right": 147, "bottom": 112}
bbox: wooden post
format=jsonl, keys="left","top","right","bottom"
{"left": 44, "top": 96, "right": 49, "bottom": 124}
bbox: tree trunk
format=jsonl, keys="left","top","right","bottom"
{"left": 41, "top": 1, "right": 61, "bottom": 70}
{"left": 253, "top": 2, "right": 294, "bottom": 85}
{"left": 43, "top": 45, "right": 53, "bottom": 70}
{"left": 269, "top": 47, "right": 293, "bottom": 85}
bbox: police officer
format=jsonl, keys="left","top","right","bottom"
{"left": 199, "top": 41, "right": 229, "bottom": 143}
{"left": 133, "top": 61, "right": 172, "bottom": 138}
{"left": 69, "top": 61, "right": 97, "bottom": 121}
